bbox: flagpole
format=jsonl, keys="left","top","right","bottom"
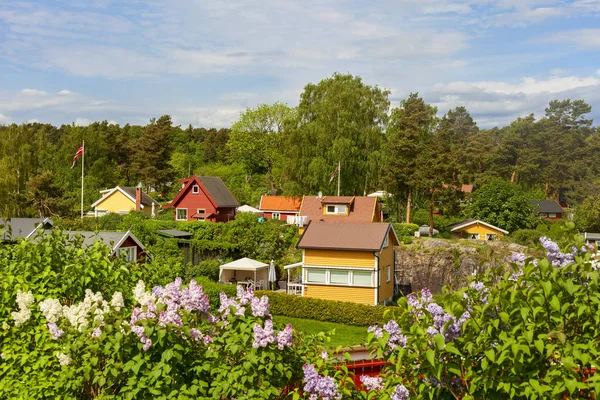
{"left": 81, "top": 140, "right": 84, "bottom": 219}
{"left": 337, "top": 161, "right": 341, "bottom": 196}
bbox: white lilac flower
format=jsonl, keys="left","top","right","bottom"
{"left": 0, "top": 352, "right": 6, "bottom": 360}
{"left": 132, "top": 280, "right": 156, "bottom": 306}
{"left": 16, "top": 290, "right": 34, "bottom": 309}
{"left": 11, "top": 290, "right": 34, "bottom": 326}
{"left": 39, "top": 298, "right": 63, "bottom": 323}
{"left": 11, "top": 308, "right": 31, "bottom": 326}
{"left": 320, "top": 350, "right": 329, "bottom": 360}
{"left": 56, "top": 352, "right": 71, "bottom": 366}
{"left": 360, "top": 375, "right": 384, "bottom": 391}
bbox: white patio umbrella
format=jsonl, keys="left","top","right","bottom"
{"left": 268, "top": 259, "right": 277, "bottom": 290}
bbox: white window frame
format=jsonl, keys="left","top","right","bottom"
{"left": 96, "top": 210, "right": 108, "bottom": 217}
{"left": 386, "top": 265, "right": 391, "bottom": 282}
{"left": 468, "top": 233, "right": 480, "bottom": 240}
{"left": 272, "top": 212, "right": 281, "bottom": 220}
{"left": 197, "top": 208, "right": 206, "bottom": 214}
{"left": 548, "top": 213, "right": 557, "bottom": 218}
{"left": 325, "top": 205, "right": 347, "bottom": 215}
{"left": 540, "top": 212, "right": 547, "bottom": 218}
{"left": 485, "top": 234, "right": 497, "bottom": 241}
{"left": 176, "top": 208, "right": 188, "bottom": 221}
{"left": 304, "top": 267, "right": 374, "bottom": 287}
{"left": 118, "top": 246, "right": 137, "bottom": 262}
{"left": 192, "top": 185, "right": 199, "bottom": 194}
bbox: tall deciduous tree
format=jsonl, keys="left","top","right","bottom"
{"left": 285, "top": 73, "right": 390, "bottom": 196}
{"left": 228, "top": 102, "right": 295, "bottom": 195}
{"left": 382, "top": 93, "right": 437, "bottom": 223}
{"left": 469, "top": 179, "right": 538, "bottom": 232}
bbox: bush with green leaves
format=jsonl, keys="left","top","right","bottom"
{"left": 363, "top": 235, "right": 600, "bottom": 399}
{"left": 257, "top": 291, "right": 397, "bottom": 327}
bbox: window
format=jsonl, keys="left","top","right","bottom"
{"left": 353, "top": 271, "right": 372, "bottom": 286}
{"left": 549, "top": 213, "right": 557, "bottom": 218}
{"left": 540, "top": 212, "right": 547, "bottom": 218}
{"left": 486, "top": 234, "right": 497, "bottom": 241}
{"left": 96, "top": 210, "right": 107, "bottom": 217}
{"left": 197, "top": 208, "right": 206, "bottom": 214}
{"left": 176, "top": 208, "right": 188, "bottom": 221}
{"left": 325, "top": 204, "right": 347, "bottom": 215}
{"left": 306, "top": 269, "right": 326, "bottom": 283}
{"left": 468, "top": 233, "right": 480, "bottom": 240}
{"left": 272, "top": 212, "right": 281, "bottom": 220}
{"left": 118, "top": 247, "right": 137, "bottom": 262}
{"left": 386, "top": 265, "right": 391, "bottom": 282}
{"left": 192, "top": 185, "right": 199, "bottom": 194}
{"left": 330, "top": 270, "right": 349, "bottom": 284}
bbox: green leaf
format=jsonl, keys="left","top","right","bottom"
{"left": 426, "top": 349, "right": 436, "bottom": 366}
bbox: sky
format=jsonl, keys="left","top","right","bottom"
{"left": 0, "top": 0, "right": 599, "bottom": 129}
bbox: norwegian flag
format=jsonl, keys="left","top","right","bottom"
{"left": 71, "top": 143, "right": 84, "bottom": 169}
{"left": 328, "top": 165, "right": 339, "bottom": 183}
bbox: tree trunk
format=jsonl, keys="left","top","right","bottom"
{"left": 267, "top": 163, "right": 276, "bottom": 196}
{"left": 510, "top": 159, "right": 518, "bottom": 184}
{"left": 545, "top": 181, "right": 549, "bottom": 199}
{"left": 406, "top": 189, "right": 412, "bottom": 224}
{"left": 429, "top": 200, "right": 434, "bottom": 238}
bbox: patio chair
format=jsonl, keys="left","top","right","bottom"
{"left": 254, "top": 280, "right": 265, "bottom": 290}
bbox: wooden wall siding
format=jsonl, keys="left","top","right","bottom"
{"left": 175, "top": 184, "right": 217, "bottom": 222}
{"left": 455, "top": 223, "right": 505, "bottom": 239}
{"left": 304, "top": 250, "right": 375, "bottom": 268}
{"left": 96, "top": 191, "right": 152, "bottom": 216}
{"left": 378, "top": 233, "right": 395, "bottom": 302}
{"left": 263, "top": 212, "right": 298, "bottom": 221}
{"left": 304, "top": 285, "right": 375, "bottom": 305}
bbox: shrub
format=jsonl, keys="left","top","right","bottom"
{"left": 193, "top": 276, "right": 237, "bottom": 309}
{"left": 392, "top": 223, "right": 419, "bottom": 238}
{"left": 184, "top": 259, "right": 222, "bottom": 282}
{"left": 509, "top": 228, "right": 543, "bottom": 246}
{"left": 256, "top": 291, "right": 397, "bottom": 326}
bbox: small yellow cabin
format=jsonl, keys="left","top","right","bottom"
{"left": 449, "top": 219, "right": 508, "bottom": 240}
{"left": 296, "top": 222, "right": 398, "bottom": 305}
{"left": 90, "top": 186, "right": 160, "bottom": 218}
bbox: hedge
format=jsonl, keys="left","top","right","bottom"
{"left": 255, "top": 291, "right": 399, "bottom": 327}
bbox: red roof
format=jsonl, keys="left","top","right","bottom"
{"left": 165, "top": 175, "right": 239, "bottom": 209}
{"left": 259, "top": 196, "right": 302, "bottom": 212}
{"left": 299, "top": 196, "right": 379, "bottom": 224}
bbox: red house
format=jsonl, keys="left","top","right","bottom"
{"left": 530, "top": 200, "right": 565, "bottom": 220}
{"left": 165, "top": 176, "right": 239, "bottom": 222}
{"left": 259, "top": 196, "right": 302, "bottom": 221}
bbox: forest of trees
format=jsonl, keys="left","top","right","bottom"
{"left": 1, "top": 73, "right": 599, "bottom": 230}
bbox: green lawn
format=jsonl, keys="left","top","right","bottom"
{"left": 273, "top": 315, "right": 368, "bottom": 349}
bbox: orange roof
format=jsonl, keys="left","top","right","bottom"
{"left": 259, "top": 196, "right": 302, "bottom": 212}
{"left": 299, "top": 196, "right": 379, "bottom": 224}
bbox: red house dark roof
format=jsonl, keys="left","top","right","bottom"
{"left": 166, "top": 175, "right": 239, "bottom": 209}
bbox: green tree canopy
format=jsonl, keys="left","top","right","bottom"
{"left": 468, "top": 179, "right": 538, "bottom": 232}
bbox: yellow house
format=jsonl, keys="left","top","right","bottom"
{"left": 296, "top": 222, "right": 399, "bottom": 305}
{"left": 90, "top": 186, "right": 161, "bottom": 218}
{"left": 448, "top": 219, "right": 508, "bottom": 240}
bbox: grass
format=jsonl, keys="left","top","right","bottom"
{"left": 273, "top": 315, "right": 368, "bottom": 349}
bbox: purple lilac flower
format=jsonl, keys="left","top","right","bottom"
{"left": 511, "top": 252, "right": 526, "bottom": 266}
{"left": 218, "top": 292, "right": 245, "bottom": 317}
{"left": 91, "top": 327, "right": 102, "bottom": 338}
{"left": 320, "top": 350, "right": 329, "bottom": 360}
{"left": 151, "top": 285, "right": 164, "bottom": 297}
{"left": 391, "top": 384, "right": 410, "bottom": 400}
{"left": 540, "top": 236, "right": 574, "bottom": 267}
{"left": 302, "top": 364, "right": 341, "bottom": 400}
{"left": 509, "top": 269, "right": 524, "bottom": 281}
{"left": 359, "top": 375, "right": 383, "bottom": 391}
{"left": 180, "top": 280, "right": 210, "bottom": 313}
{"left": 236, "top": 285, "right": 254, "bottom": 305}
{"left": 276, "top": 324, "right": 293, "bottom": 349}
{"left": 130, "top": 302, "right": 157, "bottom": 350}
{"left": 252, "top": 319, "right": 275, "bottom": 348}
{"left": 383, "top": 320, "right": 408, "bottom": 349}
{"left": 420, "top": 288, "right": 433, "bottom": 304}
{"left": 158, "top": 310, "right": 183, "bottom": 327}
{"left": 47, "top": 322, "right": 64, "bottom": 339}
{"left": 469, "top": 281, "right": 489, "bottom": 304}
{"left": 367, "top": 325, "right": 383, "bottom": 338}
{"left": 406, "top": 293, "right": 421, "bottom": 309}
{"left": 250, "top": 295, "right": 270, "bottom": 317}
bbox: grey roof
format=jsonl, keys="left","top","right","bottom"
{"left": 34, "top": 230, "right": 144, "bottom": 254}
{"left": 119, "top": 187, "right": 161, "bottom": 207}
{"left": 530, "top": 200, "right": 564, "bottom": 214}
{"left": 158, "top": 229, "right": 193, "bottom": 239}
{"left": 0, "top": 218, "right": 53, "bottom": 240}
{"left": 198, "top": 176, "right": 239, "bottom": 207}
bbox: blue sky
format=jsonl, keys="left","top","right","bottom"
{"left": 0, "top": 0, "right": 599, "bottom": 128}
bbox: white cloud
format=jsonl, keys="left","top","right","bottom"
{"left": 74, "top": 117, "right": 93, "bottom": 126}
{"left": 21, "top": 88, "right": 48, "bottom": 96}
{"left": 0, "top": 113, "right": 12, "bottom": 124}
{"left": 548, "top": 29, "right": 600, "bottom": 49}
{"left": 58, "top": 89, "right": 75, "bottom": 95}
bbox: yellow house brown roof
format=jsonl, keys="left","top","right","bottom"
{"left": 299, "top": 196, "right": 379, "bottom": 224}
{"left": 297, "top": 222, "right": 398, "bottom": 252}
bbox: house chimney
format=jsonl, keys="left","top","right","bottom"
{"left": 136, "top": 187, "right": 142, "bottom": 211}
